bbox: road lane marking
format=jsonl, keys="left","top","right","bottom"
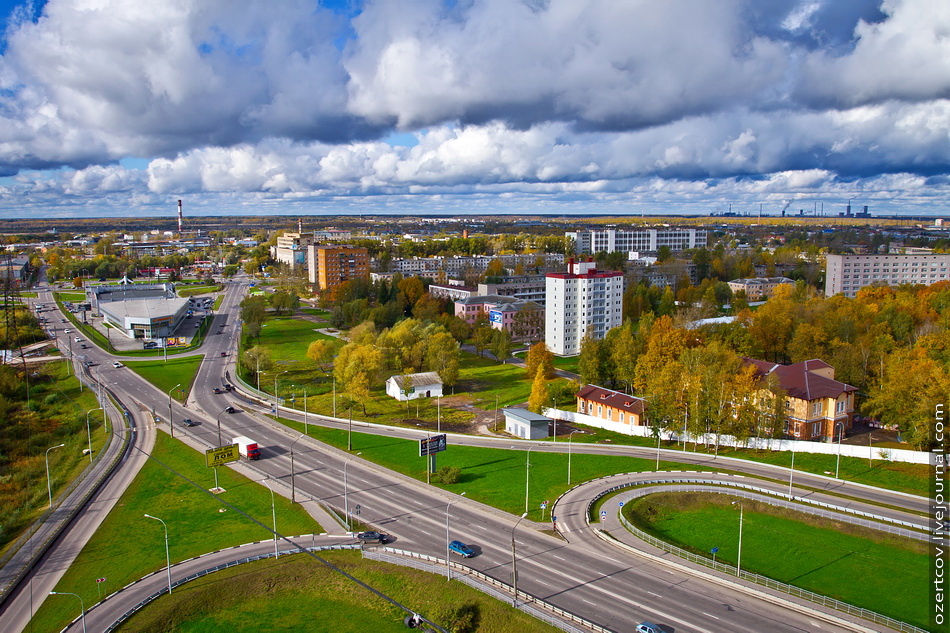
{"left": 701, "top": 612, "right": 720, "bottom": 620}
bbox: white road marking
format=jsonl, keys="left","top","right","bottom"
{"left": 701, "top": 612, "right": 720, "bottom": 620}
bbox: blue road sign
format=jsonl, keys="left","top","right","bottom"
{"left": 618, "top": 501, "right": 624, "bottom": 507}
{"left": 711, "top": 547, "right": 719, "bottom": 553}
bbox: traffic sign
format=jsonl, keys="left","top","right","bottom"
{"left": 600, "top": 510, "right": 607, "bottom": 519}
{"left": 96, "top": 577, "right": 106, "bottom": 583}
{"left": 711, "top": 547, "right": 719, "bottom": 553}
{"left": 618, "top": 501, "right": 624, "bottom": 507}
{"left": 540, "top": 502, "right": 546, "bottom": 509}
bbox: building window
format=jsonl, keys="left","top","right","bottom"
{"left": 812, "top": 402, "right": 821, "bottom": 416}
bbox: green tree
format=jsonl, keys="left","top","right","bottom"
{"left": 489, "top": 328, "right": 513, "bottom": 364}
{"left": 472, "top": 324, "right": 493, "bottom": 358}
{"left": 242, "top": 346, "right": 272, "bottom": 387}
{"left": 426, "top": 331, "right": 461, "bottom": 388}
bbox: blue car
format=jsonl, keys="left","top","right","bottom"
{"left": 448, "top": 540, "right": 475, "bottom": 558}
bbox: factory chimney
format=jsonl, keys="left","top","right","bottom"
{"left": 177, "top": 200, "right": 183, "bottom": 233}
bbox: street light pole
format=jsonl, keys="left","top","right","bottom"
{"left": 347, "top": 399, "right": 353, "bottom": 451}
{"left": 262, "top": 478, "right": 278, "bottom": 559}
{"left": 525, "top": 445, "right": 534, "bottom": 515}
{"left": 46, "top": 443, "right": 65, "bottom": 508}
{"left": 290, "top": 433, "right": 304, "bottom": 503}
{"left": 835, "top": 421, "right": 844, "bottom": 479}
{"left": 732, "top": 501, "right": 743, "bottom": 577}
{"left": 274, "top": 370, "right": 288, "bottom": 416}
{"left": 303, "top": 385, "right": 308, "bottom": 435}
{"left": 144, "top": 514, "right": 172, "bottom": 595}
{"left": 568, "top": 430, "right": 580, "bottom": 485}
{"left": 49, "top": 591, "right": 86, "bottom": 633}
{"left": 85, "top": 407, "right": 102, "bottom": 463}
{"left": 445, "top": 492, "right": 467, "bottom": 580}
{"left": 788, "top": 443, "right": 796, "bottom": 500}
{"left": 550, "top": 395, "right": 556, "bottom": 442}
{"left": 343, "top": 453, "right": 361, "bottom": 530}
{"left": 437, "top": 395, "right": 440, "bottom": 434}
{"left": 510, "top": 512, "right": 528, "bottom": 607}
{"left": 167, "top": 383, "right": 180, "bottom": 438}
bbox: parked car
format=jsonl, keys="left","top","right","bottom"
{"left": 356, "top": 531, "right": 388, "bottom": 544}
{"left": 224, "top": 406, "right": 237, "bottom": 414}
{"left": 80, "top": 344, "right": 87, "bottom": 349}
{"left": 181, "top": 418, "right": 197, "bottom": 427}
{"left": 64, "top": 329, "right": 71, "bottom": 334}
{"left": 74, "top": 337, "right": 82, "bottom": 342}
{"left": 448, "top": 540, "right": 475, "bottom": 558}
{"left": 112, "top": 362, "right": 123, "bottom": 368}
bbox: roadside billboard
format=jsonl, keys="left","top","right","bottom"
{"left": 420, "top": 434, "right": 447, "bottom": 457}
{"left": 205, "top": 444, "right": 239, "bottom": 467}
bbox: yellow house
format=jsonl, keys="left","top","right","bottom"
{"left": 744, "top": 358, "right": 857, "bottom": 442}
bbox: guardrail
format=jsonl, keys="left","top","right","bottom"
{"left": 587, "top": 478, "right": 927, "bottom": 633}
{"left": 0, "top": 380, "right": 132, "bottom": 607}
{"left": 367, "top": 548, "right": 611, "bottom": 633}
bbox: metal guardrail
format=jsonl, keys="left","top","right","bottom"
{"left": 0, "top": 381, "right": 131, "bottom": 606}
{"left": 368, "top": 548, "right": 610, "bottom": 633}
{"left": 588, "top": 478, "right": 927, "bottom": 633}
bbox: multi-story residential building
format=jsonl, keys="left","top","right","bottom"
{"left": 745, "top": 358, "right": 857, "bottom": 442}
{"left": 272, "top": 232, "right": 314, "bottom": 270}
{"left": 477, "top": 275, "right": 547, "bottom": 305}
{"left": 545, "top": 259, "right": 624, "bottom": 356}
{"left": 307, "top": 245, "right": 369, "bottom": 291}
{"left": 825, "top": 253, "right": 950, "bottom": 297}
{"left": 575, "top": 385, "right": 645, "bottom": 428}
{"left": 384, "top": 253, "right": 565, "bottom": 276}
{"left": 568, "top": 227, "right": 706, "bottom": 255}
{"left": 454, "top": 295, "right": 544, "bottom": 341}
{"left": 727, "top": 277, "right": 795, "bottom": 300}
{"left": 429, "top": 283, "right": 477, "bottom": 302}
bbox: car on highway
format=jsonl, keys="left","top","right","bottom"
{"left": 74, "top": 337, "right": 82, "bottom": 342}
{"left": 220, "top": 351, "right": 227, "bottom": 357}
{"left": 61, "top": 319, "right": 67, "bottom": 323}
{"left": 213, "top": 387, "right": 222, "bottom": 394}
{"left": 356, "top": 531, "right": 388, "bottom": 544}
{"left": 80, "top": 344, "right": 87, "bottom": 349}
{"left": 448, "top": 540, "right": 475, "bottom": 558}
{"left": 181, "top": 418, "right": 197, "bottom": 427}
{"left": 112, "top": 361, "right": 123, "bottom": 368}
{"left": 64, "top": 329, "right": 71, "bottom": 334}
{"left": 635, "top": 623, "right": 662, "bottom": 633}
{"left": 224, "top": 405, "right": 237, "bottom": 414}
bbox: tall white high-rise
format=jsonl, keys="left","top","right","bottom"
{"left": 545, "top": 259, "right": 624, "bottom": 356}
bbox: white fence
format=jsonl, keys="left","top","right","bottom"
{"left": 545, "top": 409, "right": 931, "bottom": 465}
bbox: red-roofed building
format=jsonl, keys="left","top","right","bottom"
{"left": 744, "top": 358, "right": 857, "bottom": 442}
{"left": 575, "top": 385, "right": 646, "bottom": 429}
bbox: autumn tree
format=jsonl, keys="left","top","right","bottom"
{"left": 528, "top": 367, "right": 548, "bottom": 415}
{"left": 242, "top": 346, "right": 272, "bottom": 388}
{"left": 489, "top": 328, "right": 513, "bottom": 363}
{"left": 306, "top": 339, "right": 334, "bottom": 373}
{"left": 426, "top": 331, "right": 461, "bottom": 388}
{"left": 525, "top": 342, "right": 555, "bottom": 381}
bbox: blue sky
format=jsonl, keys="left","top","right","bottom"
{"left": 0, "top": 0, "right": 946, "bottom": 219}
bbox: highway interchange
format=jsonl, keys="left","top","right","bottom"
{"left": 0, "top": 277, "right": 928, "bottom": 633}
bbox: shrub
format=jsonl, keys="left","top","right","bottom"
{"left": 434, "top": 465, "right": 461, "bottom": 484}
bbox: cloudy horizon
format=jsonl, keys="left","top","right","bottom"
{"left": 0, "top": 0, "right": 947, "bottom": 219}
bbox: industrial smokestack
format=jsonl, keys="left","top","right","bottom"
{"left": 177, "top": 200, "right": 183, "bottom": 233}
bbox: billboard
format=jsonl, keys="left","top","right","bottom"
{"left": 419, "top": 434, "right": 447, "bottom": 457}
{"left": 489, "top": 310, "right": 502, "bottom": 325}
{"left": 205, "top": 444, "right": 239, "bottom": 467}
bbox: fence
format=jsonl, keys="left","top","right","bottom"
{"left": 547, "top": 409, "right": 931, "bottom": 464}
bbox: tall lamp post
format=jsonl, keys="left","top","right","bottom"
{"left": 567, "top": 430, "right": 580, "bottom": 485}
{"left": 788, "top": 443, "right": 796, "bottom": 500}
{"left": 290, "top": 433, "right": 305, "bottom": 503}
{"left": 144, "top": 514, "right": 172, "bottom": 595}
{"left": 46, "top": 443, "right": 65, "bottom": 508}
{"left": 49, "top": 591, "right": 86, "bottom": 633}
{"left": 731, "top": 501, "right": 744, "bottom": 577}
{"left": 261, "top": 478, "right": 278, "bottom": 559}
{"left": 510, "top": 512, "right": 529, "bottom": 607}
{"left": 835, "top": 421, "right": 844, "bottom": 479}
{"left": 167, "top": 383, "right": 181, "bottom": 438}
{"left": 85, "top": 407, "right": 102, "bottom": 463}
{"left": 347, "top": 398, "right": 354, "bottom": 452}
{"left": 550, "top": 395, "right": 557, "bottom": 442}
{"left": 343, "top": 452, "right": 362, "bottom": 530}
{"left": 445, "top": 492, "right": 467, "bottom": 580}
{"left": 524, "top": 445, "right": 535, "bottom": 514}
{"left": 274, "top": 370, "right": 288, "bottom": 415}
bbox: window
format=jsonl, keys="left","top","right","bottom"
{"left": 812, "top": 402, "right": 822, "bottom": 416}
{"left": 619, "top": 412, "right": 625, "bottom": 424}
{"left": 597, "top": 405, "right": 602, "bottom": 417}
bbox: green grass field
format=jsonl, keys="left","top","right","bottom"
{"left": 625, "top": 492, "right": 930, "bottom": 630}
{"left": 118, "top": 550, "right": 561, "bottom": 633}
{"left": 32, "top": 432, "right": 322, "bottom": 633}
{"left": 178, "top": 285, "right": 222, "bottom": 298}
{"left": 55, "top": 291, "right": 87, "bottom": 302}
{"left": 125, "top": 355, "right": 204, "bottom": 404}
{"left": 0, "top": 362, "right": 109, "bottom": 556}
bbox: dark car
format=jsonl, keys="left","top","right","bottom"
{"left": 224, "top": 406, "right": 237, "bottom": 414}
{"left": 213, "top": 387, "right": 222, "bottom": 394}
{"left": 356, "top": 531, "right": 388, "bottom": 544}
{"left": 448, "top": 540, "right": 475, "bottom": 558}
{"left": 220, "top": 352, "right": 227, "bottom": 357}
{"left": 224, "top": 384, "right": 233, "bottom": 392}
{"left": 181, "top": 418, "right": 197, "bottom": 427}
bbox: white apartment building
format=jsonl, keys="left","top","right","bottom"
{"left": 825, "top": 253, "right": 950, "bottom": 297}
{"left": 545, "top": 259, "right": 624, "bottom": 356}
{"left": 272, "top": 232, "right": 313, "bottom": 270}
{"left": 568, "top": 228, "right": 706, "bottom": 255}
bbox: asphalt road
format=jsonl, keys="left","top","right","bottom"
{"left": 10, "top": 277, "right": 923, "bottom": 633}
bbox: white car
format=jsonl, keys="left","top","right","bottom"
{"left": 112, "top": 362, "right": 123, "bottom": 368}
{"left": 74, "top": 337, "right": 82, "bottom": 343}
{"left": 636, "top": 623, "right": 662, "bottom": 633}
{"left": 64, "top": 329, "right": 71, "bottom": 334}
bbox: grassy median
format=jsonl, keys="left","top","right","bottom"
{"left": 625, "top": 491, "right": 930, "bottom": 630}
